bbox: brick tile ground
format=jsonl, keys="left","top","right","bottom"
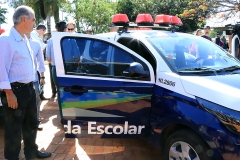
{"left": 0, "top": 63, "right": 163, "bottom": 160}
{"left": 0, "top": 103, "right": 163, "bottom": 160}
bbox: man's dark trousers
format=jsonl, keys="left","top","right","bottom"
{"left": 49, "top": 63, "right": 56, "bottom": 96}
{"left": 1, "top": 83, "right": 38, "bottom": 160}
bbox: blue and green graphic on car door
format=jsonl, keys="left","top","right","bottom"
{"left": 60, "top": 90, "right": 151, "bottom": 110}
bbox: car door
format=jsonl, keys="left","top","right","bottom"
{"left": 52, "top": 32, "right": 155, "bottom": 138}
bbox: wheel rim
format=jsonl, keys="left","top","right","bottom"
{"left": 169, "top": 141, "right": 200, "bottom": 160}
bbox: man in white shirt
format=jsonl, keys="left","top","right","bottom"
{"left": 31, "top": 24, "right": 46, "bottom": 50}
{"left": 31, "top": 24, "right": 49, "bottom": 100}
{"left": 26, "top": 32, "right": 46, "bottom": 131}
{"left": 0, "top": 5, "right": 51, "bottom": 159}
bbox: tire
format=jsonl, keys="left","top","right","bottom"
{"left": 164, "top": 129, "right": 214, "bottom": 160}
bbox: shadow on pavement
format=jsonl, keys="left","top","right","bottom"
{"left": 0, "top": 99, "right": 163, "bottom": 160}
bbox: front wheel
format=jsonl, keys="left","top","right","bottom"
{"left": 164, "top": 129, "right": 214, "bottom": 160}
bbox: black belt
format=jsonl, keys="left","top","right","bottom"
{"left": 11, "top": 82, "right": 33, "bottom": 87}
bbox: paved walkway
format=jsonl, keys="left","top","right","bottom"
{"left": 0, "top": 62, "right": 163, "bottom": 160}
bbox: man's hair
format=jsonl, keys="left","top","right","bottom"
{"left": 55, "top": 21, "right": 67, "bottom": 32}
{"left": 204, "top": 26, "right": 210, "bottom": 29}
{"left": 67, "top": 22, "right": 76, "bottom": 28}
{"left": 195, "top": 29, "right": 202, "bottom": 35}
{"left": 87, "top": 28, "right": 92, "bottom": 31}
{"left": 36, "top": 24, "right": 46, "bottom": 31}
{"left": 13, "top": 5, "right": 34, "bottom": 25}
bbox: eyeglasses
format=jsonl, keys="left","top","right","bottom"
{"left": 68, "top": 28, "right": 75, "bottom": 31}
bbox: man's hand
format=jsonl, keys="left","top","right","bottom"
{"left": 4, "top": 89, "right": 18, "bottom": 109}
{"left": 40, "top": 79, "right": 45, "bottom": 86}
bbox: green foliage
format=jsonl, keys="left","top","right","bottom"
{"left": 0, "top": 7, "right": 7, "bottom": 24}
{"left": 116, "top": 0, "right": 135, "bottom": 21}
{"left": 10, "top": 0, "right": 62, "bottom": 24}
{"left": 116, "top": 0, "right": 160, "bottom": 22}
{"left": 116, "top": 0, "right": 206, "bottom": 32}
{"left": 209, "top": 30, "right": 217, "bottom": 38}
{"left": 62, "top": 0, "right": 116, "bottom": 34}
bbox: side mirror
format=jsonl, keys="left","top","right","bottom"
{"left": 123, "top": 62, "right": 149, "bottom": 78}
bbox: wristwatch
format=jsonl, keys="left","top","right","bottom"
{"left": 40, "top": 77, "right": 45, "bottom": 79}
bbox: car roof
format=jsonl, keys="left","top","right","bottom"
{"left": 97, "top": 30, "right": 195, "bottom": 40}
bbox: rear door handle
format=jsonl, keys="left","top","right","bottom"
{"left": 64, "top": 87, "right": 88, "bottom": 94}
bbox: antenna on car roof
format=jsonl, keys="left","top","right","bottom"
{"left": 111, "top": 13, "right": 183, "bottom": 33}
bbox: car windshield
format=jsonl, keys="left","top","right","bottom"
{"left": 147, "top": 34, "right": 240, "bottom": 75}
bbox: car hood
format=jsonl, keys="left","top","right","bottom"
{"left": 180, "top": 74, "right": 240, "bottom": 111}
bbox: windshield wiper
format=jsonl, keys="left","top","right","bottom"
{"left": 178, "top": 67, "right": 217, "bottom": 75}
{"left": 178, "top": 67, "right": 216, "bottom": 72}
{"left": 217, "top": 65, "right": 240, "bottom": 72}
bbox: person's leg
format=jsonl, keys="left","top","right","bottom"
{"left": 33, "top": 81, "right": 42, "bottom": 130}
{"left": 2, "top": 85, "right": 36, "bottom": 160}
{"left": 21, "top": 84, "right": 39, "bottom": 159}
{"left": 51, "top": 65, "right": 58, "bottom": 86}
{"left": 22, "top": 85, "right": 51, "bottom": 159}
{"left": 49, "top": 63, "right": 56, "bottom": 97}
{"left": 52, "top": 66, "right": 63, "bottom": 119}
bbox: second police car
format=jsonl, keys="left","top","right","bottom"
{"left": 52, "top": 14, "right": 240, "bottom": 160}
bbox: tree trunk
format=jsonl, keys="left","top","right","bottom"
{"left": 47, "top": 15, "right": 51, "bottom": 34}
{"left": 76, "top": 19, "right": 80, "bottom": 33}
{"left": 46, "top": 15, "right": 52, "bottom": 40}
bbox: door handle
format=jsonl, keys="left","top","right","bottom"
{"left": 64, "top": 87, "right": 88, "bottom": 94}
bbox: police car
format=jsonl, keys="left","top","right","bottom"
{"left": 52, "top": 14, "right": 240, "bottom": 160}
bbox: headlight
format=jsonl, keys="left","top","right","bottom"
{"left": 196, "top": 97, "right": 240, "bottom": 135}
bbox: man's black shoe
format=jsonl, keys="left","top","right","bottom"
{"left": 40, "top": 96, "right": 50, "bottom": 101}
{"left": 38, "top": 124, "right": 43, "bottom": 131}
{"left": 36, "top": 151, "right": 52, "bottom": 159}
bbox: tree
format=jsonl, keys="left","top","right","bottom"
{"left": 177, "top": 0, "right": 211, "bottom": 31}
{"left": 0, "top": 6, "right": 7, "bottom": 24}
{"left": 116, "top": 0, "right": 204, "bottom": 32}
{"left": 181, "top": 0, "right": 240, "bottom": 25}
{"left": 209, "top": 29, "right": 217, "bottom": 38}
{"left": 9, "top": 0, "right": 64, "bottom": 33}
{"left": 62, "top": 0, "right": 116, "bottom": 34}
{"left": 116, "top": 0, "right": 135, "bottom": 21}
{"left": 208, "top": 0, "right": 240, "bottom": 19}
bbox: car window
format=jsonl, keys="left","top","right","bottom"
{"left": 117, "top": 37, "right": 156, "bottom": 74}
{"left": 89, "top": 41, "right": 109, "bottom": 62}
{"left": 61, "top": 37, "right": 150, "bottom": 81}
{"left": 148, "top": 35, "right": 240, "bottom": 74}
{"left": 61, "top": 38, "right": 82, "bottom": 73}
{"left": 113, "top": 47, "right": 134, "bottom": 63}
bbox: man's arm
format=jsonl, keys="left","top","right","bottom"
{"left": 0, "top": 38, "right": 18, "bottom": 109}
{"left": 36, "top": 43, "right": 46, "bottom": 85}
{"left": 39, "top": 72, "right": 45, "bottom": 85}
{"left": 0, "top": 39, "right": 12, "bottom": 89}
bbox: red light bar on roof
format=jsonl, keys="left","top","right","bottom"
{"left": 136, "top": 14, "right": 154, "bottom": 25}
{"left": 177, "top": 18, "right": 183, "bottom": 26}
{"left": 155, "top": 15, "right": 171, "bottom": 25}
{"left": 171, "top": 16, "right": 183, "bottom": 25}
{"left": 112, "top": 14, "right": 129, "bottom": 26}
{"left": 0, "top": 29, "right": 5, "bottom": 34}
{"left": 155, "top": 15, "right": 182, "bottom": 26}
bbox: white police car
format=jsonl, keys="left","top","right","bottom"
{"left": 52, "top": 14, "right": 240, "bottom": 160}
